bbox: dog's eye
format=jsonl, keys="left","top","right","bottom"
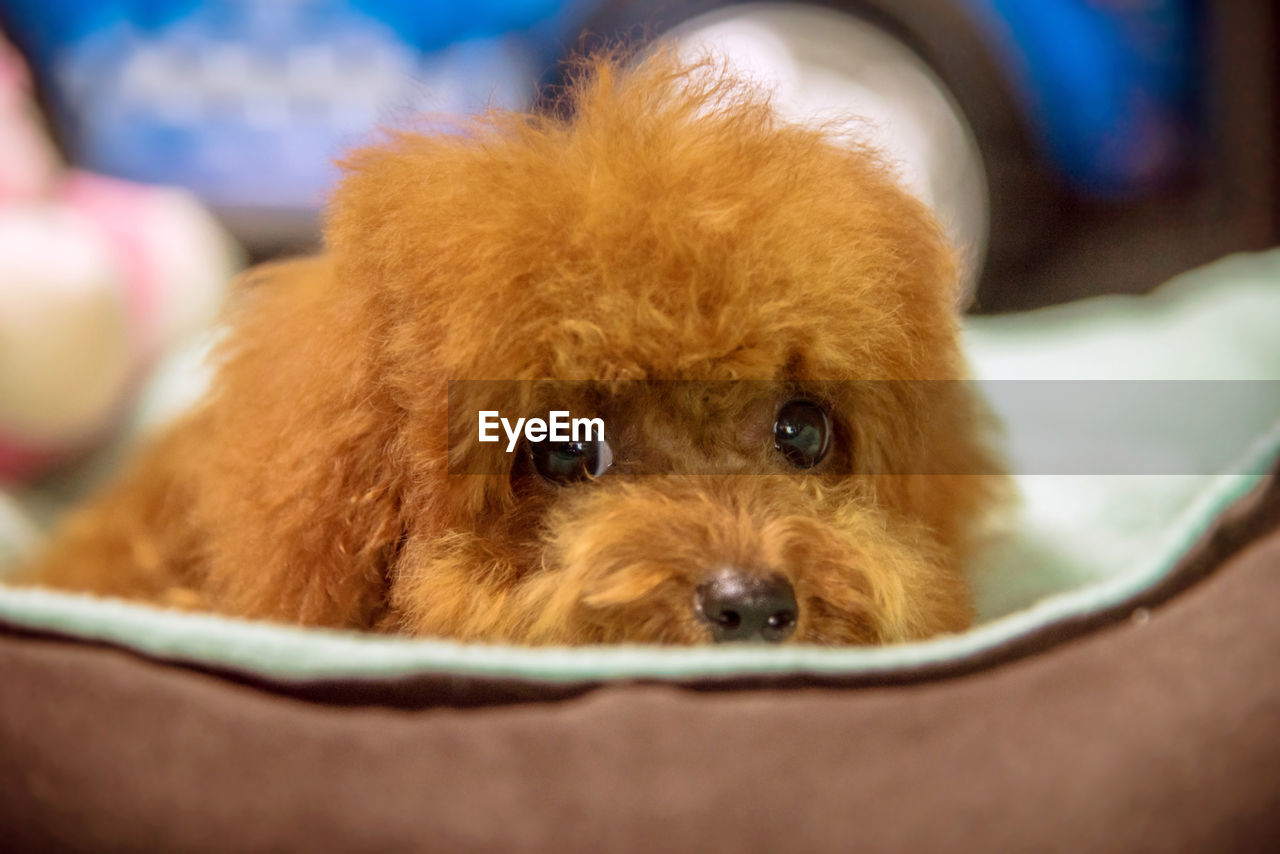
{"left": 530, "top": 439, "right": 614, "bottom": 484}
{"left": 774, "top": 399, "right": 832, "bottom": 469}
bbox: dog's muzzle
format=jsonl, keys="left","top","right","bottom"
{"left": 695, "top": 569, "right": 797, "bottom": 643}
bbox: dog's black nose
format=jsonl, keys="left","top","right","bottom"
{"left": 695, "top": 570, "right": 797, "bottom": 643}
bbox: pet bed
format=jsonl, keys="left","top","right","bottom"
{"left": 1, "top": 250, "right": 1278, "bottom": 851}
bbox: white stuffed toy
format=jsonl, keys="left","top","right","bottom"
{"left": 0, "top": 36, "right": 239, "bottom": 481}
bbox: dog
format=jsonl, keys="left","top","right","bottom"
{"left": 15, "top": 52, "right": 1006, "bottom": 645}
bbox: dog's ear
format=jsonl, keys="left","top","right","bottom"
{"left": 189, "top": 255, "right": 406, "bottom": 628}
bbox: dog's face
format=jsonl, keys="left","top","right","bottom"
{"left": 326, "top": 56, "right": 1004, "bottom": 645}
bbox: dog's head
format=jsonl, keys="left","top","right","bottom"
{"left": 325, "top": 53, "right": 1005, "bottom": 644}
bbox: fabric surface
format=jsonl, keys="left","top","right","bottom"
{"left": 2, "top": 525, "right": 1277, "bottom": 853}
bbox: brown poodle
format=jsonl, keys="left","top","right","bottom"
{"left": 15, "top": 53, "right": 1006, "bottom": 645}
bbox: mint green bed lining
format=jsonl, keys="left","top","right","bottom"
{"left": 2, "top": 251, "right": 1278, "bottom": 683}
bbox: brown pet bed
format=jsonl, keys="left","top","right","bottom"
{"left": 2, "top": 254, "right": 1278, "bottom": 851}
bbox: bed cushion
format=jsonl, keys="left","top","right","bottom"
{"left": 2, "top": 249, "right": 1279, "bottom": 851}
{"left": 2, "top": 516, "right": 1277, "bottom": 852}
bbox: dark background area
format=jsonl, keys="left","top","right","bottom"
{"left": 988, "top": 1, "right": 1278, "bottom": 312}
{"left": 3, "top": 1, "right": 1276, "bottom": 313}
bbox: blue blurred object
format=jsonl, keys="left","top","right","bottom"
{"left": 0, "top": 0, "right": 593, "bottom": 233}
{"left": 960, "top": 0, "right": 1200, "bottom": 196}
{"left": 0, "top": 0, "right": 1202, "bottom": 235}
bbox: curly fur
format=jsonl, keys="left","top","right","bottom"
{"left": 16, "top": 52, "right": 1007, "bottom": 644}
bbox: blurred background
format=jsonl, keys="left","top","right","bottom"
{"left": 0, "top": 0, "right": 1276, "bottom": 488}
